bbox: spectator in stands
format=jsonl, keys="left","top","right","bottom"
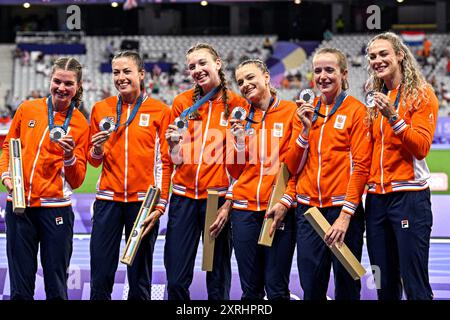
{"left": 444, "top": 40, "right": 450, "bottom": 57}
{"left": 4, "top": 89, "right": 13, "bottom": 116}
{"left": 11, "top": 96, "right": 22, "bottom": 117}
{"left": 438, "top": 98, "right": 450, "bottom": 118}
{"left": 442, "top": 83, "right": 450, "bottom": 103}
{"left": 246, "top": 41, "right": 261, "bottom": 55}
{"left": 323, "top": 29, "right": 333, "bottom": 41}
{"left": 423, "top": 37, "right": 431, "bottom": 58}
{"left": 228, "top": 58, "right": 297, "bottom": 300}
{"left": 0, "top": 57, "right": 89, "bottom": 300}
{"left": 306, "top": 69, "right": 315, "bottom": 89}
{"left": 152, "top": 64, "right": 162, "bottom": 78}
{"left": 285, "top": 47, "right": 371, "bottom": 300}
{"left": 88, "top": 50, "right": 172, "bottom": 300}
{"left": 27, "top": 90, "right": 42, "bottom": 100}
{"left": 13, "top": 47, "right": 22, "bottom": 60}
{"left": 415, "top": 48, "right": 425, "bottom": 66}
{"left": 225, "top": 51, "right": 235, "bottom": 72}
{"left": 0, "top": 111, "right": 11, "bottom": 124}
{"left": 426, "top": 50, "right": 437, "bottom": 69}
{"left": 447, "top": 57, "right": 450, "bottom": 76}
{"left": 262, "top": 37, "right": 274, "bottom": 55}
{"left": 351, "top": 54, "right": 363, "bottom": 67}
{"left": 335, "top": 15, "right": 345, "bottom": 33}
{"left": 100, "top": 87, "right": 111, "bottom": 100}
{"left": 365, "top": 32, "right": 438, "bottom": 300}
{"left": 360, "top": 43, "right": 367, "bottom": 56}
{"left": 158, "top": 52, "right": 168, "bottom": 63}
{"left": 164, "top": 43, "right": 248, "bottom": 300}
{"left": 104, "top": 40, "right": 116, "bottom": 62}
{"left": 21, "top": 50, "right": 30, "bottom": 66}
{"left": 36, "top": 57, "right": 51, "bottom": 77}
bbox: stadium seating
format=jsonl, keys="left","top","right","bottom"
{"left": 11, "top": 33, "right": 450, "bottom": 112}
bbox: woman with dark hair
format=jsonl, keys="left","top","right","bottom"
{"left": 164, "top": 43, "right": 248, "bottom": 300}
{"left": 88, "top": 50, "right": 172, "bottom": 300}
{"left": 0, "top": 57, "right": 89, "bottom": 300}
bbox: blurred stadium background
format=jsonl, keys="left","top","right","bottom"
{"left": 0, "top": 0, "right": 449, "bottom": 300}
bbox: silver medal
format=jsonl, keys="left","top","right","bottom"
{"left": 231, "top": 107, "right": 247, "bottom": 121}
{"left": 299, "top": 89, "right": 315, "bottom": 104}
{"left": 49, "top": 127, "right": 66, "bottom": 142}
{"left": 174, "top": 117, "right": 188, "bottom": 134}
{"left": 365, "top": 91, "right": 376, "bottom": 108}
{"left": 99, "top": 117, "right": 115, "bottom": 133}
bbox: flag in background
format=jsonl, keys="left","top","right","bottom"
{"left": 401, "top": 31, "right": 425, "bottom": 46}
{"left": 124, "top": 0, "right": 138, "bottom": 10}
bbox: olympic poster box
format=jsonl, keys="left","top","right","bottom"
{"left": 304, "top": 206, "right": 366, "bottom": 280}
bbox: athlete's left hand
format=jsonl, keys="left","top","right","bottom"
{"left": 141, "top": 209, "right": 164, "bottom": 238}
{"left": 57, "top": 135, "right": 75, "bottom": 160}
{"left": 210, "top": 200, "right": 232, "bottom": 238}
{"left": 373, "top": 92, "right": 396, "bottom": 119}
{"left": 324, "top": 211, "right": 352, "bottom": 248}
{"left": 267, "top": 202, "right": 288, "bottom": 237}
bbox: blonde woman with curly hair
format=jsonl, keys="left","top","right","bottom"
{"left": 365, "top": 32, "right": 438, "bottom": 300}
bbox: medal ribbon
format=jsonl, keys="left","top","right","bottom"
{"left": 47, "top": 95, "right": 75, "bottom": 134}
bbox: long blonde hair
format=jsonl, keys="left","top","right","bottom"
{"left": 366, "top": 32, "right": 432, "bottom": 111}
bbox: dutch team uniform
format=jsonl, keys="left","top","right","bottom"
{"left": 0, "top": 98, "right": 89, "bottom": 299}
{"left": 164, "top": 88, "right": 248, "bottom": 300}
{"left": 285, "top": 94, "right": 372, "bottom": 300}
{"left": 365, "top": 84, "right": 439, "bottom": 300}
{"left": 226, "top": 95, "right": 299, "bottom": 300}
{"left": 88, "top": 94, "right": 172, "bottom": 300}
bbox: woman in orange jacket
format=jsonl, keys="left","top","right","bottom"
{"left": 88, "top": 51, "right": 172, "bottom": 300}
{"left": 164, "top": 43, "right": 248, "bottom": 300}
{"left": 227, "top": 58, "right": 299, "bottom": 300}
{"left": 365, "top": 32, "right": 438, "bottom": 300}
{"left": 0, "top": 57, "right": 89, "bottom": 299}
{"left": 285, "top": 48, "right": 372, "bottom": 300}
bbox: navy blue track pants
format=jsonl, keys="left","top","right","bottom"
{"left": 164, "top": 194, "right": 232, "bottom": 300}
{"left": 296, "top": 203, "right": 365, "bottom": 300}
{"left": 365, "top": 189, "right": 433, "bottom": 300}
{"left": 231, "top": 208, "right": 296, "bottom": 300}
{"left": 90, "top": 200, "right": 159, "bottom": 300}
{"left": 5, "top": 202, "right": 74, "bottom": 300}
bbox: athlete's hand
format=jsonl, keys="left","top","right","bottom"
{"left": 141, "top": 209, "right": 164, "bottom": 238}
{"left": 267, "top": 202, "right": 288, "bottom": 237}
{"left": 230, "top": 118, "right": 245, "bottom": 138}
{"left": 165, "top": 124, "right": 182, "bottom": 149}
{"left": 91, "top": 131, "right": 111, "bottom": 155}
{"left": 3, "top": 177, "right": 13, "bottom": 194}
{"left": 57, "top": 135, "right": 75, "bottom": 160}
{"left": 210, "top": 200, "right": 232, "bottom": 238}
{"left": 373, "top": 92, "right": 396, "bottom": 119}
{"left": 296, "top": 99, "right": 314, "bottom": 136}
{"left": 324, "top": 211, "right": 352, "bottom": 248}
